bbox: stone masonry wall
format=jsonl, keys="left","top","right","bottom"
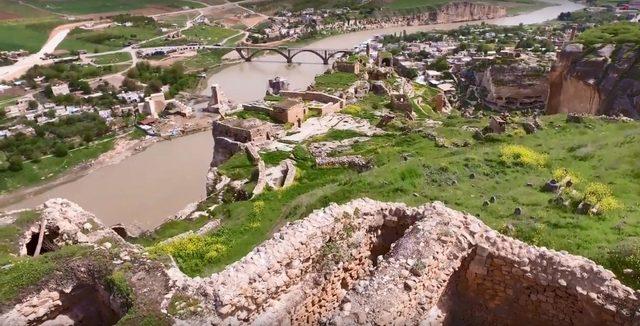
{"left": 177, "top": 199, "right": 639, "bottom": 325}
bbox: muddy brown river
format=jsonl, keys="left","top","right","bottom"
{"left": 2, "top": 0, "right": 584, "bottom": 230}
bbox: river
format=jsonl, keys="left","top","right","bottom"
{"left": 1, "top": 0, "right": 584, "bottom": 230}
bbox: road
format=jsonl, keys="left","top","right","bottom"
{"left": 0, "top": 22, "right": 85, "bottom": 82}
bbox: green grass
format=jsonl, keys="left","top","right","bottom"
{"left": 310, "top": 129, "right": 365, "bottom": 142}
{"left": 182, "top": 26, "right": 238, "bottom": 45}
{"left": 0, "top": 245, "right": 91, "bottom": 305}
{"left": 217, "top": 151, "right": 255, "bottom": 181}
{"left": 141, "top": 110, "right": 640, "bottom": 288}
{"left": 130, "top": 214, "right": 211, "bottom": 247}
{"left": 143, "top": 26, "right": 238, "bottom": 48}
{"left": 384, "top": 0, "right": 452, "bottom": 11}
{"left": 92, "top": 52, "right": 132, "bottom": 65}
{"left": 233, "top": 110, "right": 277, "bottom": 123}
{"left": 0, "top": 210, "right": 41, "bottom": 265}
{"left": 314, "top": 72, "right": 358, "bottom": 91}
{"left": 0, "top": 139, "right": 114, "bottom": 194}
{"left": 59, "top": 25, "right": 163, "bottom": 53}
{"left": 577, "top": 22, "right": 640, "bottom": 46}
{"left": 182, "top": 48, "right": 232, "bottom": 71}
{"left": 0, "top": 0, "right": 53, "bottom": 19}
{"left": 23, "top": 0, "right": 204, "bottom": 15}
{"left": 0, "top": 18, "right": 62, "bottom": 53}
{"left": 261, "top": 150, "right": 291, "bottom": 166}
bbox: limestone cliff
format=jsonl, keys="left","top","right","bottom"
{"left": 431, "top": 2, "right": 507, "bottom": 23}
{"left": 546, "top": 43, "right": 640, "bottom": 119}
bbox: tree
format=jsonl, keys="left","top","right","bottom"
{"left": 121, "top": 77, "right": 141, "bottom": 92}
{"left": 404, "top": 68, "right": 419, "bottom": 80}
{"left": 28, "top": 100, "right": 39, "bottom": 111}
{"left": 52, "top": 143, "right": 68, "bottom": 158}
{"left": 8, "top": 155, "right": 23, "bottom": 172}
{"left": 145, "top": 79, "right": 163, "bottom": 94}
{"left": 44, "top": 85, "right": 54, "bottom": 98}
{"left": 0, "top": 151, "right": 9, "bottom": 171}
{"left": 430, "top": 57, "right": 450, "bottom": 72}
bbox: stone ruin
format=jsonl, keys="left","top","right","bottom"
{"left": 1, "top": 199, "right": 145, "bottom": 325}
{"left": 308, "top": 137, "right": 373, "bottom": 172}
{"left": 2, "top": 199, "right": 639, "bottom": 325}
{"left": 178, "top": 199, "right": 639, "bottom": 325}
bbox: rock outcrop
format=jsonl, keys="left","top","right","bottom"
{"left": 546, "top": 43, "right": 640, "bottom": 119}
{"left": 0, "top": 199, "right": 171, "bottom": 326}
{"left": 431, "top": 2, "right": 507, "bottom": 23}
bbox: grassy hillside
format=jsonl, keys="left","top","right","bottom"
{"left": 22, "top": 0, "right": 205, "bottom": 15}
{"left": 577, "top": 22, "right": 640, "bottom": 46}
{"left": 140, "top": 93, "right": 640, "bottom": 289}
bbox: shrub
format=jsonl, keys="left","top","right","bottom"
{"left": 52, "top": 143, "right": 68, "bottom": 157}
{"left": 150, "top": 234, "right": 228, "bottom": 276}
{"left": 499, "top": 145, "right": 548, "bottom": 168}
{"left": 106, "top": 270, "right": 134, "bottom": 308}
{"left": 342, "top": 105, "right": 363, "bottom": 116}
{"left": 583, "top": 182, "right": 622, "bottom": 213}
{"left": 0, "top": 151, "right": 8, "bottom": 171}
{"left": 606, "top": 238, "right": 640, "bottom": 289}
{"left": 553, "top": 167, "right": 580, "bottom": 184}
{"left": 7, "top": 155, "right": 23, "bottom": 172}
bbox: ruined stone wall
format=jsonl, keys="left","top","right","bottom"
{"left": 212, "top": 120, "right": 271, "bottom": 143}
{"left": 453, "top": 245, "right": 636, "bottom": 326}
{"left": 334, "top": 61, "right": 360, "bottom": 74}
{"left": 280, "top": 91, "right": 345, "bottom": 110}
{"left": 179, "top": 199, "right": 639, "bottom": 325}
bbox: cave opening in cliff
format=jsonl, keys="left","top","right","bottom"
{"left": 25, "top": 226, "right": 60, "bottom": 256}
{"left": 36, "top": 284, "right": 127, "bottom": 325}
{"left": 368, "top": 217, "right": 416, "bottom": 266}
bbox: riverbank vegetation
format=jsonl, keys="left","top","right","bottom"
{"left": 0, "top": 112, "right": 113, "bottom": 193}
{"left": 140, "top": 90, "right": 640, "bottom": 289}
{"left": 0, "top": 138, "right": 113, "bottom": 194}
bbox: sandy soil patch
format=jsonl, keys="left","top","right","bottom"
{"left": 201, "top": 4, "right": 248, "bottom": 20}
{"left": 0, "top": 11, "right": 20, "bottom": 20}
{"left": 148, "top": 50, "right": 198, "bottom": 67}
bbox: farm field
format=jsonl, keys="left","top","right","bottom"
{"left": 58, "top": 25, "right": 164, "bottom": 53}
{"left": 0, "top": 18, "right": 62, "bottom": 52}
{"left": 0, "top": 0, "right": 53, "bottom": 20}
{"left": 91, "top": 51, "right": 132, "bottom": 65}
{"left": 22, "top": 0, "right": 205, "bottom": 15}
{"left": 142, "top": 25, "right": 239, "bottom": 47}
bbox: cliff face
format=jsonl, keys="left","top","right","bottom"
{"left": 546, "top": 43, "right": 640, "bottom": 119}
{"left": 431, "top": 2, "right": 507, "bottom": 23}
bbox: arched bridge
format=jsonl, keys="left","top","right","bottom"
{"left": 234, "top": 46, "right": 357, "bottom": 65}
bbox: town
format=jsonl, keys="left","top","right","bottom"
{"left": 0, "top": 0, "right": 639, "bottom": 325}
